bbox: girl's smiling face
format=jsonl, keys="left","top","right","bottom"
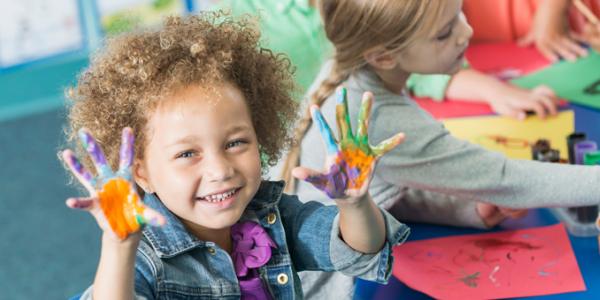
{"left": 134, "top": 82, "right": 262, "bottom": 237}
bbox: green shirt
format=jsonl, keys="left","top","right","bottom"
{"left": 406, "top": 73, "right": 452, "bottom": 100}
{"left": 216, "top": 0, "right": 332, "bottom": 95}
{"left": 214, "top": 0, "right": 452, "bottom": 100}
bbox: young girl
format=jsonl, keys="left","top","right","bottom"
{"left": 215, "top": 0, "right": 555, "bottom": 233}
{"left": 215, "top": 0, "right": 558, "bottom": 119}
{"left": 62, "top": 13, "right": 407, "bottom": 299}
{"left": 281, "top": 0, "right": 600, "bottom": 299}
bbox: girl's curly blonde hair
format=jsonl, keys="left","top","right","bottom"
{"left": 65, "top": 12, "right": 298, "bottom": 177}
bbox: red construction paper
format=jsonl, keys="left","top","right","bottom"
{"left": 415, "top": 42, "right": 553, "bottom": 119}
{"left": 415, "top": 98, "right": 495, "bottom": 119}
{"left": 392, "top": 224, "right": 586, "bottom": 300}
{"left": 466, "top": 43, "right": 550, "bottom": 75}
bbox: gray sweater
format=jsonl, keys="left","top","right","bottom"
{"left": 294, "top": 62, "right": 600, "bottom": 300}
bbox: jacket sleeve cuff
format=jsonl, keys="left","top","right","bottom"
{"left": 328, "top": 207, "right": 410, "bottom": 283}
{"left": 78, "top": 286, "right": 151, "bottom": 300}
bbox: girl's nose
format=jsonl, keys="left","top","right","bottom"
{"left": 204, "top": 154, "right": 235, "bottom": 182}
{"left": 457, "top": 13, "right": 473, "bottom": 47}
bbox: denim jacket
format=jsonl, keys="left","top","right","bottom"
{"left": 80, "top": 181, "right": 409, "bottom": 299}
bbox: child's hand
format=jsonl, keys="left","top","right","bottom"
{"left": 62, "top": 127, "right": 165, "bottom": 240}
{"left": 292, "top": 88, "right": 405, "bottom": 202}
{"left": 477, "top": 203, "right": 528, "bottom": 228}
{"left": 486, "top": 84, "right": 558, "bottom": 120}
{"left": 583, "top": 23, "right": 600, "bottom": 52}
{"left": 518, "top": 1, "right": 588, "bottom": 62}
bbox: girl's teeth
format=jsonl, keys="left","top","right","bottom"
{"left": 203, "top": 189, "right": 236, "bottom": 202}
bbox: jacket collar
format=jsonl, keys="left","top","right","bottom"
{"left": 142, "top": 181, "right": 286, "bottom": 258}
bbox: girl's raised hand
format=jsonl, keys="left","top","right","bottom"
{"left": 292, "top": 88, "right": 405, "bottom": 201}
{"left": 62, "top": 127, "right": 165, "bottom": 240}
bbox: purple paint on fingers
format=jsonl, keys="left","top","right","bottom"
{"left": 79, "top": 129, "right": 113, "bottom": 177}
{"left": 65, "top": 152, "right": 94, "bottom": 184}
{"left": 69, "top": 198, "right": 93, "bottom": 209}
{"left": 79, "top": 129, "right": 108, "bottom": 167}
{"left": 119, "top": 128, "right": 134, "bottom": 172}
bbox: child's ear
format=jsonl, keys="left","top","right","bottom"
{"left": 133, "top": 159, "right": 153, "bottom": 194}
{"left": 363, "top": 46, "right": 398, "bottom": 70}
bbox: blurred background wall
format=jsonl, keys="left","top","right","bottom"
{"left": 0, "top": 1, "right": 219, "bottom": 298}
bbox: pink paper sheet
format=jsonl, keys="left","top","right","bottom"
{"left": 415, "top": 98, "right": 495, "bottom": 119}
{"left": 466, "top": 43, "right": 550, "bottom": 75}
{"left": 392, "top": 224, "right": 586, "bottom": 299}
{"left": 415, "top": 42, "right": 552, "bottom": 119}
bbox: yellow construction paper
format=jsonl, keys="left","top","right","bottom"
{"left": 442, "top": 111, "right": 574, "bottom": 160}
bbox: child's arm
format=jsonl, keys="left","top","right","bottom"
{"left": 62, "top": 128, "right": 164, "bottom": 299}
{"left": 292, "top": 88, "right": 404, "bottom": 253}
{"left": 93, "top": 233, "right": 141, "bottom": 300}
{"left": 584, "top": 23, "right": 600, "bottom": 51}
{"left": 445, "top": 68, "right": 558, "bottom": 120}
{"left": 519, "top": 0, "right": 588, "bottom": 61}
{"left": 387, "top": 188, "right": 527, "bottom": 228}
{"left": 334, "top": 192, "right": 386, "bottom": 253}
{"left": 366, "top": 90, "right": 600, "bottom": 210}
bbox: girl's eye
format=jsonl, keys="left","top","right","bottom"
{"left": 437, "top": 28, "right": 453, "bottom": 41}
{"left": 226, "top": 139, "right": 247, "bottom": 150}
{"left": 176, "top": 150, "right": 196, "bottom": 159}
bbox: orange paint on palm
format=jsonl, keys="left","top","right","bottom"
{"left": 98, "top": 178, "right": 144, "bottom": 239}
{"left": 339, "top": 147, "right": 375, "bottom": 189}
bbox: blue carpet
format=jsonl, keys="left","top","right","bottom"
{"left": 0, "top": 108, "right": 100, "bottom": 299}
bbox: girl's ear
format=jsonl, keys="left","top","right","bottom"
{"left": 363, "top": 46, "right": 398, "bottom": 70}
{"left": 133, "top": 159, "right": 153, "bottom": 194}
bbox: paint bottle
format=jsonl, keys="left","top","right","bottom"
{"left": 573, "top": 141, "right": 599, "bottom": 223}
{"left": 574, "top": 141, "right": 597, "bottom": 165}
{"left": 567, "top": 133, "right": 588, "bottom": 214}
{"left": 567, "top": 133, "right": 587, "bottom": 164}
{"left": 583, "top": 151, "right": 600, "bottom": 166}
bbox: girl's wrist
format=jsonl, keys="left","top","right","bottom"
{"left": 102, "top": 231, "right": 141, "bottom": 251}
{"left": 334, "top": 193, "right": 370, "bottom": 208}
{"left": 94, "top": 231, "right": 139, "bottom": 300}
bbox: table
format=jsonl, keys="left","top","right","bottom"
{"left": 354, "top": 102, "right": 600, "bottom": 299}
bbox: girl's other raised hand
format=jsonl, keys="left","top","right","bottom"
{"left": 61, "top": 127, "right": 165, "bottom": 240}
{"left": 292, "top": 88, "right": 405, "bottom": 202}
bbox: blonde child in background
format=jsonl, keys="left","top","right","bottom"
{"left": 214, "top": 0, "right": 559, "bottom": 120}
{"left": 62, "top": 13, "right": 407, "bottom": 299}
{"left": 281, "top": 0, "right": 600, "bottom": 299}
